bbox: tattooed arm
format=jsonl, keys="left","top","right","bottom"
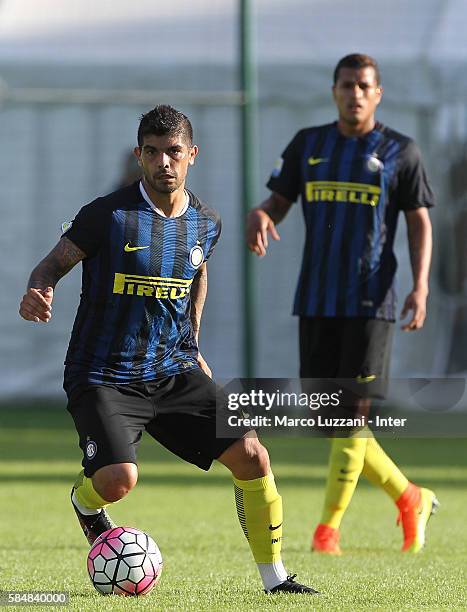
{"left": 189, "top": 262, "right": 212, "bottom": 377}
{"left": 400, "top": 207, "right": 433, "bottom": 331}
{"left": 19, "top": 236, "right": 86, "bottom": 323}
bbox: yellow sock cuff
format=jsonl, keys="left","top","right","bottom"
{"left": 74, "top": 470, "right": 110, "bottom": 510}
{"left": 330, "top": 436, "right": 368, "bottom": 453}
{"left": 233, "top": 472, "right": 275, "bottom": 492}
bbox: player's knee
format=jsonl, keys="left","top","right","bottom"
{"left": 219, "top": 434, "right": 271, "bottom": 479}
{"left": 92, "top": 463, "right": 138, "bottom": 502}
{"left": 245, "top": 438, "right": 270, "bottom": 474}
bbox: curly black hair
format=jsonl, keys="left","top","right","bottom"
{"left": 137, "top": 105, "right": 193, "bottom": 147}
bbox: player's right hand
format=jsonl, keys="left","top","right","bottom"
{"left": 197, "top": 352, "right": 212, "bottom": 379}
{"left": 246, "top": 208, "right": 280, "bottom": 257}
{"left": 400, "top": 289, "right": 427, "bottom": 331}
{"left": 19, "top": 287, "right": 54, "bottom": 323}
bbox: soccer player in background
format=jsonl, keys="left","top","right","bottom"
{"left": 19, "top": 105, "right": 317, "bottom": 594}
{"left": 246, "top": 54, "right": 439, "bottom": 554}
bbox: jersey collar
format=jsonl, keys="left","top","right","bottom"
{"left": 139, "top": 181, "right": 189, "bottom": 218}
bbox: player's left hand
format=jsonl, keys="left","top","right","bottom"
{"left": 400, "top": 289, "right": 428, "bottom": 331}
{"left": 197, "top": 352, "right": 212, "bottom": 378}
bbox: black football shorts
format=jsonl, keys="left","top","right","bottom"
{"left": 299, "top": 317, "right": 394, "bottom": 400}
{"left": 66, "top": 368, "right": 247, "bottom": 477}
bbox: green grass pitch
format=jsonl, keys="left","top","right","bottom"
{"left": 0, "top": 405, "right": 466, "bottom": 611}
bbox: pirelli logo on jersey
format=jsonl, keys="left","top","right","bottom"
{"left": 113, "top": 273, "right": 193, "bottom": 299}
{"left": 305, "top": 181, "right": 381, "bottom": 207}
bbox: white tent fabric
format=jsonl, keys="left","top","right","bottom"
{"left": 0, "top": 0, "right": 465, "bottom": 67}
{"left": 0, "top": 0, "right": 465, "bottom": 397}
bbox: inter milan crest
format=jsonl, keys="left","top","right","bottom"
{"left": 189, "top": 244, "right": 204, "bottom": 269}
{"left": 366, "top": 155, "right": 384, "bottom": 173}
{"left": 86, "top": 440, "right": 97, "bottom": 459}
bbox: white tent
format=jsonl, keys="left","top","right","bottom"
{"left": 1, "top": 0, "right": 467, "bottom": 67}
{"left": 1, "top": 0, "right": 465, "bottom": 396}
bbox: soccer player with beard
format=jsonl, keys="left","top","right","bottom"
{"left": 19, "top": 105, "right": 318, "bottom": 594}
{"left": 247, "top": 55, "right": 439, "bottom": 554}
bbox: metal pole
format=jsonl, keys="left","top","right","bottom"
{"left": 240, "top": 0, "right": 257, "bottom": 378}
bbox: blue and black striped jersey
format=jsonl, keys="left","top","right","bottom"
{"left": 267, "top": 122, "right": 434, "bottom": 320}
{"left": 63, "top": 182, "right": 221, "bottom": 394}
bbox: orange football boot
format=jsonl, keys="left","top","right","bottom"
{"left": 396, "top": 483, "right": 439, "bottom": 553}
{"left": 311, "top": 523, "right": 342, "bottom": 555}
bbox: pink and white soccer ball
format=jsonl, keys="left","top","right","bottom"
{"left": 87, "top": 527, "right": 163, "bottom": 596}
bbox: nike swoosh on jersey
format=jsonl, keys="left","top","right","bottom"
{"left": 124, "top": 243, "right": 150, "bottom": 252}
{"left": 308, "top": 157, "right": 328, "bottom": 166}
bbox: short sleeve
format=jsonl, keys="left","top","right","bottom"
{"left": 395, "top": 140, "right": 435, "bottom": 211}
{"left": 62, "top": 200, "right": 108, "bottom": 258}
{"left": 205, "top": 216, "right": 222, "bottom": 261}
{"left": 266, "top": 130, "right": 305, "bottom": 203}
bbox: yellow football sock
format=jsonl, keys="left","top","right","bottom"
{"left": 73, "top": 470, "right": 110, "bottom": 511}
{"left": 233, "top": 472, "right": 282, "bottom": 563}
{"left": 362, "top": 435, "right": 409, "bottom": 501}
{"left": 320, "top": 436, "right": 368, "bottom": 529}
